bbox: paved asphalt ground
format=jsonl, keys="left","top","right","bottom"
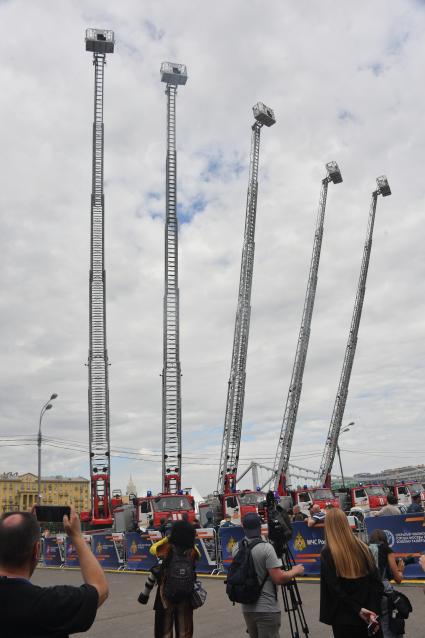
{"left": 33, "top": 569, "right": 424, "bottom": 637}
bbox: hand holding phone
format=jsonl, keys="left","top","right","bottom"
{"left": 34, "top": 505, "right": 71, "bottom": 523}
{"left": 367, "top": 616, "right": 380, "bottom": 636}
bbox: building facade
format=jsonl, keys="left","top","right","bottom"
{"left": 0, "top": 472, "right": 90, "bottom": 514}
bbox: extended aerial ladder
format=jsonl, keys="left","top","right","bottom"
{"left": 270, "top": 162, "right": 342, "bottom": 495}
{"left": 160, "top": 62, "right": 187, "bottom": 495}
{"left": 217, "top": 103, "right": 276, "bottom": 495}
{"left": 85, "top": 29, "right": 115, "bottom": 526}
{"left": 318, "top": 176, "right": 391, "bottom": 488}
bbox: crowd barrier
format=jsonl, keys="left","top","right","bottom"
{"left": 41, "top": 516, "right": 425, "bottom": 578}
{"left": 365, "top": 513, "right": 425, "bottom": 579}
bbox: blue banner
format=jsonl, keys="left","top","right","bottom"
{"left": 288, "top": 521, "right": 324, "bottom": 576}
{"left": 195, "top": 528, "right": 218, "bottom": 573}
{"left": 218, "top": 525, "right": 245, "bottom": 571}
{"left": 365, "top": 514, "right": 425, "bottom": 579}
{"left": 91, "top": 533, "right": 120, "bottom": 569}
{"left": 64, "top": 538, "right": 80, "bottom": 567}
{"left": 125, "top": 532, "right": 159, "bottom": 571}
{"left": 43, "top": 537, "right": 62, "bottom": 566}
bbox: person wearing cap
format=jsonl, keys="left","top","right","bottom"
{"left": 233, "top": 512, "right": 304, "bottom": 638}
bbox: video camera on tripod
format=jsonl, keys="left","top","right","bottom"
{"left": 263, "top": 491, "right": 310, "bottom": 637}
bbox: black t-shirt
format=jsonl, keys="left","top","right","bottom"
{"left": 0, "top": 576, "right": 99, "bottom": 638}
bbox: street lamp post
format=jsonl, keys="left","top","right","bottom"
{"left": 37, "top": 393, "right": 58, "bottom": 505}
{"left": 336, "top": 421, "right": 354, "bottom": 489}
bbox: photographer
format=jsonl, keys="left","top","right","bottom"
{"left": 232, "top": 512, "right": 304, "bottom": 638}
{"left": 0, "top": 507, "right": 108, "bottom": 638}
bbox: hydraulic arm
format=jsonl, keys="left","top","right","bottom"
{"left": 85, "top": 29, "right": 115, "bottom": 525}
{"left": 318, "top": 176, "right": 391, "bottom": 488}
{"left": 160, "top": 62, "right": 187, "bottom": 494}
{"left": 272, "top": 162, "right": 342, "bottom": 494}
{"left": 218, "top": 103, "right": 276, "bottom": 495}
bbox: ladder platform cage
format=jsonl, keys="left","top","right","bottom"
{"left": 326, "top": 160, "right": 343, "bottom": 184}
{"left": 161, "top": 62, "right": 188, "bottom": 85}
{"left": 85, "top": 28, "right": 115, "bottom": 54}
{"left": 253, "top": 102, "right": 276, "bottom": 127}
{"left": 376, "top": 175, "right": 391, "bottom": 197}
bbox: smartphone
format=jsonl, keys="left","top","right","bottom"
{"left": 34, "top": 505, "right": 70, "bottom": 523}
{"left": 367, "top": 617, "right": 380, "bottom": 636}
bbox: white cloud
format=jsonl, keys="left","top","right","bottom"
{"left": 0, "top": 0, "right": 424, "bottom": 499}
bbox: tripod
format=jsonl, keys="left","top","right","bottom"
{"left": 277, "top": 543, "right": 309, "bottom": 637}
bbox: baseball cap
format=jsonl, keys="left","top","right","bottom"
{"left": 242, "top": 513, "right": 262, "bottom": 538}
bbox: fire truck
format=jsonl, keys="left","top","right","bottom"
{"left": 292, "top": 487, "right": 340, "bottom": 516}
{"left": 135, "top": 491, "right": 197, "bottom": 529}
{"left": 347, "top": 484, "right": 387, "bottom": 511}
{"left": 391, "top": 482, "right": 425, "bottom": 508}
{"left": 198, "top": 489, "right": 267, "bottom": 527}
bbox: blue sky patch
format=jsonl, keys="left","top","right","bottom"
{"left": 177, "top": 195, "right": 206, "bottom": 224}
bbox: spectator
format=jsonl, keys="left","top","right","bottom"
{"left": 320, "top": 508, "right": 383, "bottom": 637}
{"left": 406, "top": 493, "right": 423, "bottom": 514}
{"left": 150, "top": 520, "right": 199, "bottom": 638}
{"left": 233, "top": 513, "right": 304, "bottom": 638}
{"left": 292, "top": 505, "right": 307, "bottom": 522}
{"left": 376, "top": 494, "right": 401, "bottom": 516}
{"left": 307, "top": 504, "right": 325, "bottom": 527}
{"left": 0, "top": 507, "right": 108, "bottom": 638}
{"left": 219, "top": 514, "right": 235, "bottom": 528}
{"left": 369, "top": 529, "right": 405, "bottom": 638}
{"left": 203, "top": 510, "right": 214, "bottom": 528}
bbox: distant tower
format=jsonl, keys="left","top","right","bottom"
{"left": 160, "top": 62, "right": 187, "bottom": 495}
{"left": 85, "top": 28, "right": 115, "bottom": 526}
{"left": 126, "top": 475, "right": 137, "bottom": 496}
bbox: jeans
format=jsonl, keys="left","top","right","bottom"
{"left": 243, "top": 611, "right": 281, "bottom": 638}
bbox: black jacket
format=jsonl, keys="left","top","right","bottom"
{"left": 320, "top": 545, "right": 384, "bottom": 627}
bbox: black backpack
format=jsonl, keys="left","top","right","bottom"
{"left": 225, "top": 539, "right": 268, "bottom": 604}
{"left": 387, "top": 589, "right": 413, "bottom": 635}
{"left": 163, "top": 547, "right": 196, "bottom": 604}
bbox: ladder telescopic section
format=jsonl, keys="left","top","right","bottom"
{"left": 218, "top": 103, "right": 276, "bottom": 495}
{"left": 85, "top": 28, "right": 114, "bottom": 525}
{"left": 272, "top": 162, "right": 342, "bottom": 494}
{"left": 318, "top": 176, "right": 391, "bottom": 488}
{"left": 160, "top": 62, "right": 187, "bottom": 495}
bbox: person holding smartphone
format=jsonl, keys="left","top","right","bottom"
{"left": 0, "top": 506, "right": 108, "bottom": 638}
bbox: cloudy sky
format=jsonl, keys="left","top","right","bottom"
{"left": 0, "top": 0, "right": 424, "bottom": 499}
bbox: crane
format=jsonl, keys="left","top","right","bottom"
{"left": 217, "top": 103, "right": 276, "bottom": 496}
{"left": 160, "top": 62, "right": 187, "bottom": 495}
{"left": 271, "top": 162, "right": 342, "bottom": 495}
{"left": 318, "top": 175, "right": 391, "bottom": 488}
{"left": 85, "top": 28, "right": 115, "bottom": 527}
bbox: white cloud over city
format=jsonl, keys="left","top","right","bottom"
{"left": 0, "top": 0, "right": 424, "bottom": 498}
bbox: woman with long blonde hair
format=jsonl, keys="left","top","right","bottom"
{"left": 320, "top": 508, "right": 384, "bottom": 637}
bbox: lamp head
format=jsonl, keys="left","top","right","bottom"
{"left": 50, "top": 393, "right": 58, "bottom": 400}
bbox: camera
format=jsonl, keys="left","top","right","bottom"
{"left": 264, "top": 491, "right": 293, "bottom": 558}
{"left": 137, "top": 564, "right": 161, "bottom": 604}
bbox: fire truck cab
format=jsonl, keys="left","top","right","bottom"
{"left": 393, "top": 482, "right": 425, "bottom": 508}
{"left": 350, "top": 484, "right": 387, "bottom": 511}
{"left": 293, "top": 487, "right": 339, "bottom": 516}
{"left": 136, "top": 492, "right": 197, "bottom": 529}
{"left": 199, "top": 489, "right": 266, "bottom": 527}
